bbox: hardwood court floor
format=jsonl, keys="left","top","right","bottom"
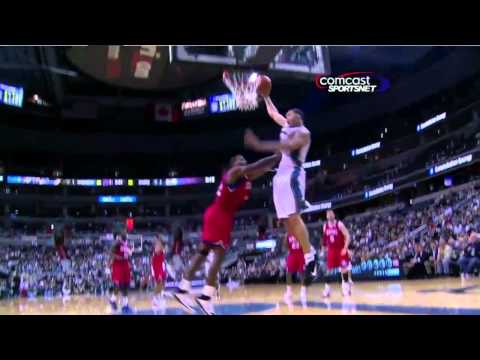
{"left": 2, "top": 278, "right": 480, "bottom": 315}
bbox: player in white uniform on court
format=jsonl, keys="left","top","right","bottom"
{"left": 244, "top": 96, "right": 317, "bottom": 283}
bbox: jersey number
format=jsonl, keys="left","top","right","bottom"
{"left": 290, "top": 238, "right": 300, "bottom": 250}
{"left": 330, "top": 235, "right": 335, "bottom": 244}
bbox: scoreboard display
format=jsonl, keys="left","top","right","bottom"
{"left": 172, "top": 46, "right": 331, "bottom": 77}
{"left": 0, "top": 83, "right": 24, "bottom": 108}
{"left": 209, "top": 94, "right": 237, "bottom": 114}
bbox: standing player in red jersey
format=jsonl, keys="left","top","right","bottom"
{"left": 151, "top": 234, "right": 167, "bottom": 311}
{"left": 174, "top": 153, "right": 280, "bottom": 315}
{"left": 283, "top": 233, "right": 307, "bottom": 306}
{"left": 109, "top": 232, "right": 134, "bottom": 314}
{"left": 322, "top": 210, "right": 352, "bottom": 297}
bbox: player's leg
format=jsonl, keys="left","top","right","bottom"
{"left": 340, "top": 269, "right": 351, "bottom": 296}
{"left": 281, "top": 215, "right": 316, "bottom": 286}
{"left": 323, "top": 249, "right": 335, "bottom": 298}
{"left": 196, "top": 245, "right": 225, "bottom": 315}
{"left": 182, "top": 242, "right": 210, "bottom": 283}
{"left": 284, "top": 271, "right": 293, "bottom": 303}
{"left": 177, "top": 242, "right": 209, "bottom": 294}
{"left": 348, "top": 269, "right": 354, "bottom": 284}
{"left": 340, "top": 254, "right": 352, "bottom": 296}
{"left": 323, "top": 279, "right": 331, "bottom": 298}
{"left": 109, "top": 284, "right": 119, "bottom": 311}
{"left": 174, "top": 242, "right": 211, "bottom": 313}
{"left": 120, "top": 265, "right": 133, "bottom": 313}
{"left": 287, "top": 170, "right": 316, "bottom": 281}
{"left": 285, "top": 253, "right": 293, "bottom": 298}
{"left": 109, "top": 264, "right": 120, "bottom": 311}
{"left": 196, "top": 246, "right": 225, "bottom": 314}
{"left": 120, "top": 283, "right": 132, "bottom": 313}
{"left": 152, "top": 279, "right": 163, "bottom": 306}
{"left": 152, "top": 279, "right": 166, "bottom": 311}
{"left": 291, "top": 169, "right": 313, "bottom": 252}
{"left": 117, "top": 264, "right": 132, "bottom": 313}
{"left": 299, "top": 271, "right": 307, "bottom": 303}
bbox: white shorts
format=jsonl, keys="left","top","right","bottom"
{"left": 273, "top": 167, "right": 307, "bottom": 219}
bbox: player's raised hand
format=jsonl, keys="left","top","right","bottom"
{"left": 244, "top": 128, "right": 260, "bottom": 150}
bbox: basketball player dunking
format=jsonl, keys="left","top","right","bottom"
{"left": 174, "top": 153, "right": 280, "bottom": 315}
{"left": 244, "top": 96, "right": 317, "bottom": 283}
{"left": 322, "top": 210, "right": 352, "bottom": 297}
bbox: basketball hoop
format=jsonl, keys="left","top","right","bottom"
{"left": 222, "top": 70, "right": 260, "bottom": 111}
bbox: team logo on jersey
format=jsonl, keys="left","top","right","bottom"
{"left": 314, "top": 72, "right": 390, "bottom": 93}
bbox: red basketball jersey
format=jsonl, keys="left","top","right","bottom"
{"left": 202, "top": 175, "right": 252, "bottom": 247}
{"left": 112, "top": 241, "right": 130, "bottom": 265}
{"left": 212, "top": 175, "right": 252, "bottom": 213}
{"left": 323, "top": 221, "right": 346, "bottom": 249}
{"left": 151, "top": 250, "right": 165, "bottom": 274}
{"left": 287, "top": 234, "right": 303, "bottom": 256}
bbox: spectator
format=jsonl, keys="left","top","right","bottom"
{"left": 440, "top": 237, "right": 454, "bottom": 276}
{"left": 459, "top": 231, "right": 480, "bottom": 279}
{"left": 403, "top": 242, "right": 432, "bottom": 279}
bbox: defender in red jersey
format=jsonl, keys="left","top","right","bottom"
{"left": 151, "top": 234, "right": 167, "bottom": 311}
{"left": 174, "top": 153, "right": 280, "bottom": 315}
{"left": 283, "top": 233, "right": 307, "bottom": 306}
{"left": 109, "top": 232, "right": 133, "bottom": 313}
{"left": 322, "top": 210, "right": 352, "bottom": 297}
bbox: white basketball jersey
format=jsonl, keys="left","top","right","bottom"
{"left": 278, "top": 125, "right": 311, "bottom": 172}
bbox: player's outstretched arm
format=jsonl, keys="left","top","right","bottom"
{"left": 226, "top": 153, "right": 281, "bottom": 183}
{"left": 244, "top": 128, "right": 309, "bottom": 153}
{"left": 264, "top": 96, "right": 287, "bottom": 127}
{"left": 242, "top": 153, "right": 281, "bottom": 180}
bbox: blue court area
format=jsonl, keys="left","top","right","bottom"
{"left": 299, "top": 300, "right": 480, "bottom": 315}
{"left": 130, "top": 303, "right": 276, "bottom": 316}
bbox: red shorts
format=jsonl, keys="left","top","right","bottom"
{"left": 202, "top": 206, "right": 234, "bottom": 249}
{"left": 287, "top": 252, "right": 305, "bottom": 273}
{"left": 326, "top": 248, "right": 351, "bottom": 270}
{"left": 152, "top": 269, "right": 167, "bottom": 283}
{"left": 112, "top": 262, "right": 131, "bottom": 286}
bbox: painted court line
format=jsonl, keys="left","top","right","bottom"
{"left": 299, "top": 301, "right": 480, "bottom": 315}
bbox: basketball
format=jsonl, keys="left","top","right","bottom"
{"left": 257, "top": 75, "right": 272, "bottom": 97}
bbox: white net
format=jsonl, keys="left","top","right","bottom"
{"left": 223, "top": 70, "right": 260, "bottom": 111}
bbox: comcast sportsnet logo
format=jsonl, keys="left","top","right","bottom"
{"left": 315, "top": 72, "right": 390, "bottom": 93}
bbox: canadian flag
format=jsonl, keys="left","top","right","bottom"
{"left": 106, "top": 45, "right": 121, "bottom": 79}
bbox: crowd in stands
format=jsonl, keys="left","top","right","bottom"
{"left": 425, "top": 137, "right": 475, "bottom": 169}
{"left": 309, "top": 122, "right": 479, "bottom": 203}
{"left": 222, "top": 181, "right": 480, "bottom": 282}
{"left": 1, "top": 181, "right": 480, "bottom": 299}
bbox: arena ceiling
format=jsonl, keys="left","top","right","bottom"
{"left": 0, "top": 46, "right": 479, "bottom": 159}
{"left": 0, "top": 46, "right": 454, "bottom": 110}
